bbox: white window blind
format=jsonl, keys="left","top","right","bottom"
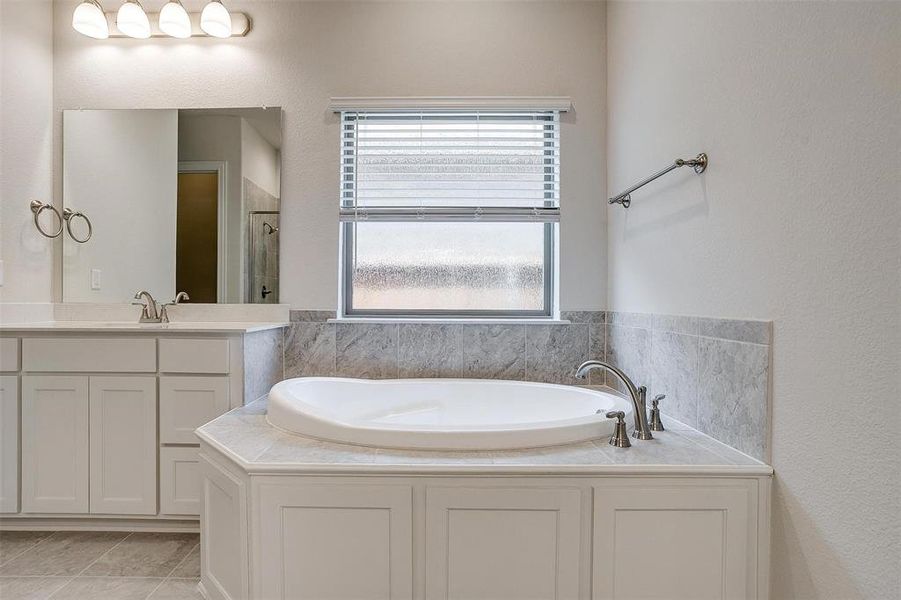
{"left": 339, "top": 111, "right": 560, "bottom": 222}
{"left": 339, "top": 109, "right": 560, "bottom": 317}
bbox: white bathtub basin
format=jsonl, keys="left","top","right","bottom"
{"left": 266, "top": 377, "right": 633, "bottom": 450}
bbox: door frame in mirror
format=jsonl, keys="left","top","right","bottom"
{"left": 177, "top": 161, "right": 228, "bottom": 302}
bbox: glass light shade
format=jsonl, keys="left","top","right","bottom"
{"left": 159, "top": 1, "right": 191, "bottom": 39}
{"left": 200, "top": 0, "right": 232, "bottom": 38}
{"left": 116, "top": 0, "right": 150, "bottom": 39}
{"left": 72, "top": 1, "right": 109, "bottom": 39}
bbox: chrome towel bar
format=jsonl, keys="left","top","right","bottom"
{"left": 609, "top": 153, "right": 708, "bottom": 208}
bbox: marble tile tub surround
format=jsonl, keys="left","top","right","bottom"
{"left": 285, "top": 310, "right": 772, "bottom": 461}
{"left": 244, "top": 327, "right": 285, "bottom": 402}
{"left": 286, "top": 310, "right": 605, "bottom": 384}
{"left": 607, "top": 312, "right": 772, "bottom": 461}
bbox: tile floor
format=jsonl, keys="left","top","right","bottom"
{"left": 0, "top": 531, "right": 202, "bottom": 600}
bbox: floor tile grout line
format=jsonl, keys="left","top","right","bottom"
{"left": 45, "top": 531, "right": 134, "bottom": 599}
{"left": 143, "top": 573, "right": 169, "bottom": 600}
{"left": 163, "top": 541, "right": 199, "bottom": 580}
{"left": 0, "top": 530, "right": 58, "bottom": 569}
{"left": 150, "top": 539, "right": 201, "bottom": 599}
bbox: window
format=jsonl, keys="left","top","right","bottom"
{"left": 339, "top": 109, "right": 560, "bottom": 318}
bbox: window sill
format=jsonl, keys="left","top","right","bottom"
{"left": 328, "top": 317, "right": 571, "bottom": 325}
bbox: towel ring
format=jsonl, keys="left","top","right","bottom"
{"left": 63, "top": 208, "right": 93, "bottom": 243}
{"left": 29, "top": 200, "right": 64, "bottom": 238}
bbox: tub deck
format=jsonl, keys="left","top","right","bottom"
{"left": 196, "top": 392, "right": 771, "bottom": 476}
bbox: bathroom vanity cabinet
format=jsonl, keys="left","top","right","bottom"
{"left": 0, "top": 325, "right": 284, "bottom": 529}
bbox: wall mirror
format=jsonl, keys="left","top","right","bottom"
{"left": 62, "top": 107, "right": 282, "bottom": 304}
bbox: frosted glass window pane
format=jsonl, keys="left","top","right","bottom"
{"left": 347, "top": 222, "right": 549, "bottom": 312}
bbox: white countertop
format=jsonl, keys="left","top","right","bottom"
{"left": 197, "top": 398, "right": 773, "bottom": 476}
{"left": 0, "top": 321, "right": 288, "bottom": 334}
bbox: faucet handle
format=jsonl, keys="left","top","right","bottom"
{"left": 159, "top": 293, "right": 187, "bottom": 324}
{"left": 130, "top": 301, "right": 150, "bottom": 318}
{"left": 649, "top": 394, "right": 666, "bottom": 431}
{"left": 605, "top": 411, "right": 631, "bottom": 448}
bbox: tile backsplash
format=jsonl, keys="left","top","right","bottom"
{"left": 282, "top": 310, "right": 771, "bottom": 461}
{"left": 607, "top": 312, "right": 771, "bottom": 461}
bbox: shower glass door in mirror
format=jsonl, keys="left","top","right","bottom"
{"left": 62, "top": 107, "right": 282, "bottom": 304}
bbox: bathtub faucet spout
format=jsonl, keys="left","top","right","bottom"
{"left": 575, "top": 360, "right": 653, "bottom": 440}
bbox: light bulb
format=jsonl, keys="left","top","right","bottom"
{"left": 72, "top": 0, "right": 109, "bottom": 39}
{"left": 200, "top": 0, "right": 232, "bottom": 38}
{"left": 116, "top": 0, "right": 150, "bottom": 39}
{"left": 159, "top": 0, "right": 191, "bottom": 39}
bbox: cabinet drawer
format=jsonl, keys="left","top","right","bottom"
{"left": 159, "top": 338, "right": 230, "bottom": 374}
{"left": 160, "top": 446, "right": 201, "bottom": 515}
{"left": 0, "top": 339, "right": 19, "bottom": 372}
{"left": 22, "top": 338, "right": 156, "bottom": 373}
{"left": 160, "top": 376, "right": 230, "bottom": 444}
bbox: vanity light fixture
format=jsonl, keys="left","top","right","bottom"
{"left": 116, "top": 0, "right": 151, "bottom": 39}
{"left": 159, "top": 0, "right": 191, "bottom": 39}
{"left": 200, "top": 0, "right": 232, "bottom": 38}
{"left": 71, "top": 0, "right": 250, "bottom": 39}
{"left": 72, "top": 0, "right": 109, "bottom": 39}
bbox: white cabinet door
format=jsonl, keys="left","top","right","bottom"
{"left": 22, "top": 376, "right": 89, "bottom": 514}
{"left": 254, "top": 480, "right": 413, "bottom": 600}
{"left": 425, "top": 485, "right": 583, "bottom": 600}
{"left": 0, "top": 376, "right": 19, "bottom": 513}
{"left": 160, "top": 446, "right": 200, "bottom": 515}
{"left": 89, "top": 376, "right": 157, "bottom": 515}
{"left": 593, "top": 479, "right": 758, "bottom": 600}
{"left": 200, "top": 454, "right": 249, "bottom": 600}
{"left": 160, "top": 376, "right": 230, "bottom": 444}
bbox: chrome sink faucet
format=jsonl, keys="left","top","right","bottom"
{"left": 575, "top": 360, "right": 654, "bottom": 440}
{"left": 132, "top": 290, "right": 160, "bottom": 323}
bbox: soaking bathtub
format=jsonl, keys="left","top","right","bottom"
{"left": 266, "top": 377, "right": 633, "bottom": 450}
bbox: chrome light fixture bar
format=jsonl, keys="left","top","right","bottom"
{"left": 72, "top": 1, "right": 251, "bottom": 38}
{"left": 608, "top": 153, "right": 708, "bottom": 208}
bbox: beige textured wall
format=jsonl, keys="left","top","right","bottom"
{"left": 0, "top": 0, "right": 54, "bottom": 304}
{"left": 52, "top": 0, "right": 607, "bottom": 311}
{"left": 606, "top": 2, "right": 900, "bottom": 598}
